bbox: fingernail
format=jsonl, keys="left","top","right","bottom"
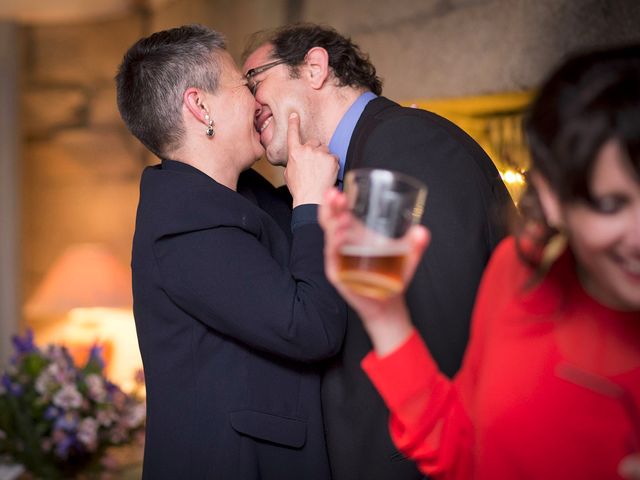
{"left": 289, "top": 112, "right": 298, "bottom": 119}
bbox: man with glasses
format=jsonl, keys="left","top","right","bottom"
{"left": 243, "top": 23, "right": 515, "bottom": 480}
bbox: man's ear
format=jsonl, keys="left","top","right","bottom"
{"left": 530, "top": 171, "right": 563, "bottom": 229}
{"left": 304, "top": 47, "right": 330, "bottom": 90}
{"left": 183, "top": 87, "right": 209, "bottom": 123}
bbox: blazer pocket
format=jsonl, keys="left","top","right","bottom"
{"left": 229, "top": 410, "right": 306, "bottom": 448}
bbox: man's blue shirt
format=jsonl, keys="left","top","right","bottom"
{"left": 328, "top": 91, "right": 377, "bottom": 189}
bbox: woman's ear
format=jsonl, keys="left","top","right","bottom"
{"left": 183, "top": 88, "right": 209, "bottom": 123}
{"left": 530, "top": 171, "right": 563, "bottom": 230}
{"left": 304, "top": 47, "right": 330, "bottom": 90}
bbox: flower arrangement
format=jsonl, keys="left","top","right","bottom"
{"left": 0, "top": 331, "right": 145, "bottom": 479}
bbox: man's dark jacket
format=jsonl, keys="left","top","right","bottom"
{"left": 322, "top": 97, "right": 515, "bottom": 480}
{"left": 132, "top": 160, "right": 346, "bottom": 479}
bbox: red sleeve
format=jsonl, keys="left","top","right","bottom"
{"left": 362, "top": 331, "right": 473, "bottom": 479}
{"left": 361, "top": 237, "right": 529, "bottom": 479}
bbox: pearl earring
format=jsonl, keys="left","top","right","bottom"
{"left": 204, "top": 113, "right": 215, "bottom": 137}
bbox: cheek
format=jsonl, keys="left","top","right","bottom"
{"left": 565, "top": 213, "right": 624, "bottom": 258}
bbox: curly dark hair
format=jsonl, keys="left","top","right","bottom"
{"left": 243, "top": 23, "right": 382, "bottom": 95}
{"left": 516, "top": 43, "right": 640, "bottom": 266}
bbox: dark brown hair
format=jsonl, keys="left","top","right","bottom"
{"left": 516, "top": 44, "right": 640, "bottom": 265}
{"left": 243, "top": 23, "right": 382, "bottom": 95}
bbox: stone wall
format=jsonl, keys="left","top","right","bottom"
{"left": 302, "top": 0, "right": 640, "bottom": 100}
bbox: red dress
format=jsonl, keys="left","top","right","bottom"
{"left": 362, "top": 237, "right": 640, "bottom": 479}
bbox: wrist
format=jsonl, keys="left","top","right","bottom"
{"left": 360, "top": 299, "right": 414, "bottom": 357}
{"left": 292, "top": 194, "right": 322, "bottom": 208}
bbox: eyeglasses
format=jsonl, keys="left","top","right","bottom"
{"left": 245, "top": 59, "right": 287, "bottom": 96}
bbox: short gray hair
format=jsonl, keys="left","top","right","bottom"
{"left": 116, "top": 24, "right": 226, "bottom": 157}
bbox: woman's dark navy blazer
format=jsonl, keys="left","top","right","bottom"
{"left": 131, "top": 160, "right": 346, "bottom": 479}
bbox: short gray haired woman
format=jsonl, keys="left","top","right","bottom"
{"left": 117, "top": 24, "right": 345, "bottom": 480}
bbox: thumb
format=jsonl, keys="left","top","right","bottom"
{"left": 287, "top": 112, "right": 301, "bottom": 150}
{"left": 403, "top": 225, "right": 430, "bottom": 284}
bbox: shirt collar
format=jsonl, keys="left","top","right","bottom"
{"left": 328, "top": 92, "right": 377, "bottom": 186}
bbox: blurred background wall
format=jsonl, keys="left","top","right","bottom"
{"left": 1, "top": 0, "right": 639, "bottom": 371}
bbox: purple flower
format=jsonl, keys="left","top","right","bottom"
{"left": 0, "top": 334, "right": 147, "bottom": 467}
{"left": 44, "top": 405, "right": 61, "bottom": 421}
{"left": 85, "top": 374, "right": 106, "bottom": 402}
{"left": 105, "top": 380, "right": 119, "bottom": 394}
{"left": 46, "top": 345, "right": 75, "bottom": 371}
{"left": 96, "top": 408, "right": 117, "bottom": 427}
{"left": 1, "top": 373, "right": 22, "bottom": 396}
{"left": 123, "top": 402, "right": 146, "bottom": 429}
{"left": 11, "top": 330, "right": 37, "bottom": 356}
{"left": 86, "top": 344, "right": 105, "bottom": 371}
{"left": 53, "top": 432, "right": 75, "bottom": 459}
{"left": 52, "top": 384, "right": 82, "bottom": 410}
{"left": 77, "top": 417, "right": 98, "bottom": 451}
{"left": 45, "top": 361, "right": 75, "bottom": 385}
{"left": 54, "top": 412, "right": 78, "bottom": 432}
{"left": 35, "top": 370, "right": 56, "bottom": 396}
{"left": 109, "top": 425, "right": 128, "bottom": 444}
{"left": 111, "top": 389, "right": 127, "bottom": 410}
{"left": 133, "top": 368, "right": 145, "bottom": 385}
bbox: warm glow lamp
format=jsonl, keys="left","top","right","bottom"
{"left": 24, "top": 243, "right": 142, "bottom": 392}
{"left": 25, "top": 243, "right": 132, "bottom": 316}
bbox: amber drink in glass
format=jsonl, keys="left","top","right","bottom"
{"left": 338, "top": 168, "right": 427, "bottom": 299}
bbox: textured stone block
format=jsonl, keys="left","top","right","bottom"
{"left": 150, "top": 0, "right": 287, "bottom": 61}
{"left": 89, "top": 85, "right": 120, "bottom": 127}
{"left": 22, "top": 87, "right": 87, "bottom": 138}
{"left": 26, "top": 15, "right": 144, "bottom": 86}
{"left": 24, "top": 128, "right": 144, "bottom": 184}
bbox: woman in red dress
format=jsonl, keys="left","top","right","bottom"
{"left": 320, "top": 44, "right": 640, "bottom": 479}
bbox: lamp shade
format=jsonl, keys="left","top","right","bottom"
{"left": 25, "top": 243, "right": 132, "bottom": 317}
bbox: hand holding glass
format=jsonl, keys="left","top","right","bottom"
{"left": 337, "top": 169, "right": 427, "bottom": 299}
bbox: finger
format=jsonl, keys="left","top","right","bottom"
{"left": 306, "top": 138, "right": 321, "bottom": 148}
{"left": 321, "top": 205, "right": 349, "bottom": 261}
{"left": 322, "top": 211, "right": 342, "bottom": 281}
{"left": 320, "top": 193, "right": 350, "bottom": 253}
{"left": 319, "top": 188, "right": 343, "bottom": 227}
{"left": 333, "top": 189, "right": 348, "bottom": 214}
{"left": 403, "top": 225, "right": 430, "bottom": 283}
{"left": 319, "top": 189, "right": 337, "bottom": 229}
{"left": 323, "top": 213, "right": 352, "bottom": 282}
{"left": 287, "top": 112, "right": 301, "bottom": 150}
{"left": 619, "top": 454, "right": 640, "bottom": 479}
{"left": 328, "top": 190, "right": 348, "bottom": 223}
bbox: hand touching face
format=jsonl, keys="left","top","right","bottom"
{"left": 284, "top": 112, "right": 338, "bottom": 207}
{"left": 243, "top": 44, "right": 320, "bottom": 167}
